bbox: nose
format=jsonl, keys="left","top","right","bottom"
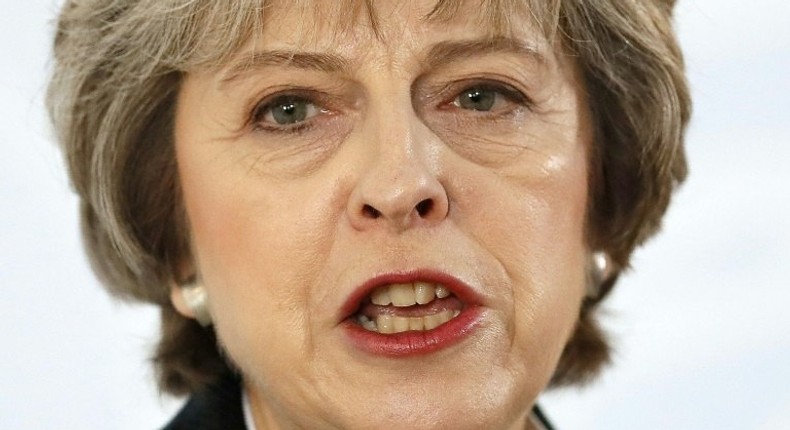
{"left": 346, "top": 114, "right": 449, "bottom": 233}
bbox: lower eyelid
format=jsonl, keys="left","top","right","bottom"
{"left": 252, "top": 109, "right": 343, "bottom": 136}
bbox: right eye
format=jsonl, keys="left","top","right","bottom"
{"left": 254, "top": 95, "right": 324, "bottom": 127}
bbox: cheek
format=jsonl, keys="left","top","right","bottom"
{"left": 176, "top": 140, "right": 330, "bottom": 362}
{"left": 513, "top": 156, "right": 588, "bottom": 366}
{"left": 454, "top": 140, "right": 589, "bottom": 372}
{"left": 178, "top": 155, "right": 274, "bottom": 286}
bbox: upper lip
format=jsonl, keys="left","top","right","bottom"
{"left": 338, "top": 269, "right": 484, "bottom": 323}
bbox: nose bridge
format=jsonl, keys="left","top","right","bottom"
{"left": 372, "top": 96, "right": 423, "bottom": 173}
{"left": 347, "top": 87, "right": 449, "bottom": 232}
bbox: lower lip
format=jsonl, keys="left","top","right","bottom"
{"left": 341, "top": 306, "right": 484, "bottom": 357}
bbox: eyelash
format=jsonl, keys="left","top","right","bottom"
{"left": 247, "top": 80, "right": 532, "bottom": 135}
{"left": 440, "top": 80, "right": 532, "bottom": 116}
{"left": 249, "top": 90, "right": 331, "bottom": 135}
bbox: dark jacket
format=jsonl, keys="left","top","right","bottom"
{"left": 163, "top": 373, "right": 246, "bottom": 430}
{"left": 163, "top": 373, "right": 555, "bottom": 430}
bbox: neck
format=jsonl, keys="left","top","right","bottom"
{"left": 243, "top": 381, "right": 544, "bottom": 430}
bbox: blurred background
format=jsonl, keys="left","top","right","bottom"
{"left": 1, "top": 1, "right": 788, "bottom": 428}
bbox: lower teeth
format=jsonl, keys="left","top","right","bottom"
{"left": 357, "top": 310, "right": 461, "bottom": 334}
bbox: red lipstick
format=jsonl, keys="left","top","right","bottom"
{"left": 339, "top": 270, "right": 484, "bottom": 357}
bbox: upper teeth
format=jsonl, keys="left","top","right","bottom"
{"left": 370, "top": 282, "right": 451, "bottom": 307}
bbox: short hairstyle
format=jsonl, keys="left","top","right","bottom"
{"left": 47, "top": 0, "right": 689, "bottom": 395}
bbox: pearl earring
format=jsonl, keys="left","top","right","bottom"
{"left": 587, "top": 252, "right": 612, "bottom": 299}
{"left": 181, "top": 283, "right": 212, "bottom": 326}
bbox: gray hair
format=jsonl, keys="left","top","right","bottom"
{"left": 47, "top": 0, "right": 689, "bottom": 395}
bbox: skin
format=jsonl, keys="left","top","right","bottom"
{"left": 172, "top": 1, "right": 592, "bottom": 429}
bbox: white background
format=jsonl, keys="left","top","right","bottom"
{"left": 1, "top": 1, "right": 788, "bottom": 429}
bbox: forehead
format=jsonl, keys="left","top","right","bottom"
{"left": 264, "top": 0, "right": 539, "bottom": 47}
{"left": 181, "top": 0, "right": 563, "bottom": 74}
{"left": 209, "top": 0, "right": 558, "bottom": 79}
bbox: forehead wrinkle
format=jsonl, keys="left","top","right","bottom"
{"left": 423, "top": 37, "right": 549, "bottom": 70}
{"left": 219, "top": 51, "right": 351, "bottom": 87}
{"left": 215, "top": 2, "right": 551, "bottom": 90}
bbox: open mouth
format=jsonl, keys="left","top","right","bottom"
{"left": 353, "top": 282, "right": 464, "bottom": 333}
{"left": 340, "top": 271, "right": 484, "bottom": 356}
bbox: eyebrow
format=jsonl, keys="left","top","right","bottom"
{"left": 423, "top": 37, "right": 548, "bottom": 69}
{"left": 220, "top": 51, "right": 351, "bottom": 86}
{"left": 219, "top": 37, "right": 547, "bottom": 86}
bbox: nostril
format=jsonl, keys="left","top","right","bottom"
{"left": 415, "top": 199, "right": 433, "bottom": 217}
{"left": 362, "top": 204, "right": 381, "bottom": 218}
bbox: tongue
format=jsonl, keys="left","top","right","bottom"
{"left": 359, "top": 296, "right": 463, "bottom": 318}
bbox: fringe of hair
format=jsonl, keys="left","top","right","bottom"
{"left": 47, "top": 0, "right": 688, "bottom": 395}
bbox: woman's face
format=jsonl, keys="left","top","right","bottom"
{"left": 174, "top": 1, "right": 591, "bottom": 429}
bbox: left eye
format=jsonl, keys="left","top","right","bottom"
{"left": 452, "top": 85, "right": 524, "bottom": 112}
{"left": 257, "top": 95, "right": 323, "bottom": 126}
